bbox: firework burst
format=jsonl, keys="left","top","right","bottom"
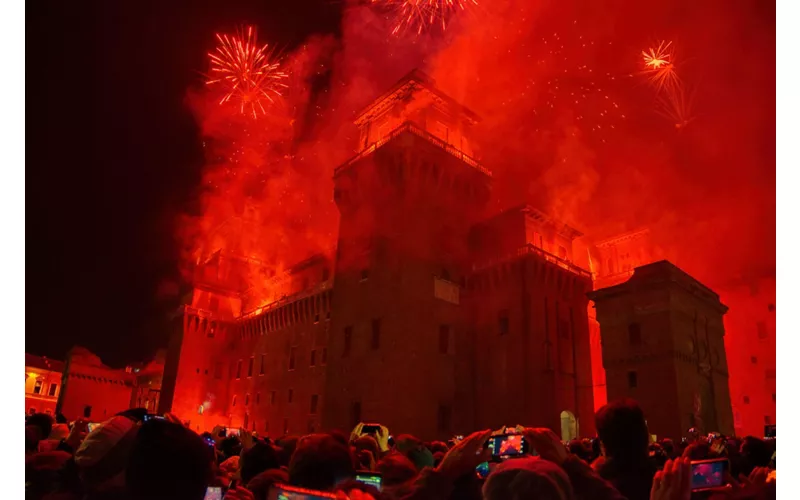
{"left": 373, "top": 0, "right": 477, "bottom": 35}
{"left": 641, "top": 40, "right": 680, "bottom": 94}
{"left": 206, "top": 26, "right": 288, "bottom": 118}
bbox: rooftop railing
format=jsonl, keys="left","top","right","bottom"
{"left": 334, "top": 121, "right": 492, "bottom": 177}
{"left": 472, "top": 243, "right": 592, "bottom": 279}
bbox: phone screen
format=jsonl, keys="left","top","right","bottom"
{"left": 488, "top": 434, "right": 528, "bottom": 457}
{"left": 475, "top": 461, "right": 495, "bottom": 479}
{"left": 87, "top": 423, "right": 96, "bottom": 433}
{"left": 204, "top": 487, "right": 222, "bottom": 500}
{"left": 361, "top": 424, "right": 381, "bottom": 436}
{"left": 355, "top": 472, "right": 382, "bottom": 491}
{"left": 226, "top": 428, "right": 240, "bottom": 437}
{"left": 690, "top": 459, "right": 728, "bottom": 490}
{"left": 267, "top": 484, "right": 338, "bottom": 500}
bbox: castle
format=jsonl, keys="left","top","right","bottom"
{"left": 159, "top": 70, "right": 773, "bottom": 440}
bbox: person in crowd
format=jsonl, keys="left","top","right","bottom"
{"left": 739, "top": 436, "right": 773, "bottom": 477}
{"left": 593, "top": 398, "right": 657, "bottom": 500}
{"left": 125, "top": 418, "right": 214, "bottom": 500}
{"left": 74, "top": 415, "right": 140, "bottom": 499}
{"left": 288, "top": 433, "right": 357, "bottom": 491}
{"left": 240, "top": 441, "right": 281, "bottom": 485}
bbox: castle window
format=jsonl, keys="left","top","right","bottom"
{"left": 441, "top": 267, "right": 451, "bottom": 281}
{"left": 271, "top": 391, "right": 276, "bottom": 405}
{"left": 757, "top": 322, "right": 768, "bottom": 340}
{"left": 34, "top": 380, "right": 42, "bottom": 394}
{"left": 248, "top": 357, "right": 254, "bottom": 377}
{"left": 628, "top": 371, "right": 638, "bottom": 389}
{"left": 629, "top": 323, "right": 642, "bottom": 346}
{"left": 283, "top": 418, "right": 289, "bottom": 435}
{"left": 289, "top": 347, "right": 296, "bottom": 371}
{"left": 236, "top": 360, "right": 242, "bottom": 379}
{"left": 343, "top": 326, "right": 353, "bottom": 357}
{"left": 310, "top": 395, "right": 319, "bottom": 414}
{"left": 288, "top": 389, "right": 294, "bottom": 403}
{"left": 498, "top": 310, "right": 510, "bottom": 335}
{"left": 245, "top": 394, "right": 250, "bottom": 406}
{"left": 321, "top": 347, "right": 327, "bottom": 365}
{"left": 310, "top": 349, "right": 316, "bottom": 367}
{"left": 48, "top": 383, "right": 58, "bottom": 397}
{"left": 256, "top": 392, "right": 260, "bottom": 404}
{"left": 360, "top": 269, "right": 370, "bottom": 282}
{"left": 260, "top": 355, "right": 265, "bottom": 375}
{"left": 232, "top": 395, "right": 237, "bottom": 407}
{"left": 439, "top": 325, "right": 450, "bottom": 354}
{"left": 768, "top": 303, "right": 775, "bottom": 312}
{"left": 371, "top": 319, "right": 381, "bottom": 350}
{"left": 214, "top": 362, "right": 222, "bottom": 379}
{"left": 743, "top": 396, "right": 750, "bottom": 404}
{"left": 437, "top": 405, "right": 452, "bottom": 433}
{"left": 751, "top": 356, "right": 758, "bottom": 364}
{"left": 314, "top": 313, "right": 320, "bottom": 324}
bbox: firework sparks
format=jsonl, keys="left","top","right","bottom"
{"left": 373, "top": 0, "right": 478, "bottom": 35}
{"left": 206, "top": 26, "right": 288, "bottom": 118}
{"left": 640, "top": 40, "right": 693, "bottom": 128}
{"left": 641, "top": 40, "right": 680, "bottom": 94}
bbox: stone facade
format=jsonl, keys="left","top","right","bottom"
{"left": 589, "top": 261, "right": 735, "bottom": 439}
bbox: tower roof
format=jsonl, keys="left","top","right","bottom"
{"left": 354, "top": 69, "right": 481, "bottom": 126}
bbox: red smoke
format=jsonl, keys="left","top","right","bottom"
{"left": 179, "top": 0, "right": 774, "bottom": 306}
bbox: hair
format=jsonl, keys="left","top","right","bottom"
{"left": 682, "top": 442, "right": 711, "bottom": 461}
{"left": 740, "top": 436, "right": 772, "bottom": 476}
{"left": 659, "top": 438, "right": 675, "bottom": 458}
{"left": 353, "top": 435, "right": 381, "bottom": 461}
{"left": 219, "top": 435, "right": 242, "bottom": 461}
{"left": 241, "top": 441, "right": 281, "bottom": 484}
{"left": 125, "top": 419, "right": 214, "bottom": 500}
{"left": 329, "top": 430, "right": 350, "bottom": 448}
{"left": 567, "top": 439, "right": 589, "bottom": 462}
{"left": 246, "top": 468, "right": 289, "bottom": 500}
{"left": 595, "top": 398, "right": 649, "bottom": 462}
{"left": 275, "top": 435, "right": 300, "bottom": 467}
{"left": 27, "top": 413, "right": 54, "bottom": 443}
{"left": 289, "top": 433, "right": 356, "bottom": 491}
{"left": 429, "top": 441, "right": 448, "bottom": 454}
{"left": 482, "top": 460, "right": 575, "bottom": 500}
{"left": 376, "top": 452, "right": 418, "bottom": 487}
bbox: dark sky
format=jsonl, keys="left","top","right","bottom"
{"left": 27, "top": 0, "right": 342, "bottom": 367}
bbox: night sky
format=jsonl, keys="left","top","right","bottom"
{"left": 27, "top": 0, "right": 342, "bottom": 367}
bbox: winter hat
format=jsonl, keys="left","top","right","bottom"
{"left": 483, "top": 456, "right": 575, "bottom": 500}
{"left": 74, "top": 415, "right": 139, "bottom": 488}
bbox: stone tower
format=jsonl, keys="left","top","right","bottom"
{"left": 321, "top": 70, "right": 492, "bottom": 438}
{"left": 588, "top": 260, "right": 735, "bottom": 439}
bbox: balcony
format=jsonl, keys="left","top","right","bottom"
{"left": 472, "top": 243, "right": 592, "bottom": 279}
{"left": 334, "top": 121, "right": 492, "bottom": 178}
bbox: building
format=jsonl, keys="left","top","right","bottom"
{"left": 164, "top": 70, "right": 596, "bottom": 439}
{"left": 589, "top": 261, "right": 735, "bottom": 439}
{"left": 25, "top": 354, "right": 65, "bottom": 416}
{"left": 52, "top": 347, "right": 165, "bottom": 422}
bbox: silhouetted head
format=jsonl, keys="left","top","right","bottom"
{"left": 125, "top": 419, "right": 214, "bottom": 500}
{"left": 595, "top": 398, "right": 649, "bottom": 462}
{"left": 26, "top": 413, "right": 54, "bottom": 445}
{"left": 483, "top": 456, "right": 575, "bottom": 500}
{"left": 241, "top": 441, "right": 281, "bottom": 484}
{"left": 289, "top": 433, "right": 355, "bottom": 491}
{"left": 376, "top": 452, "right": 417, "bottom": 487}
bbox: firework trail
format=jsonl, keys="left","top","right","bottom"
{"left": 640, "top": 40, "right": 693, "bottom": 129}
{"left": 372, "top": 0, "right": 478, "bottom": 35}
{"left": 206, "top": 26, "right": 288, "bottom": 118}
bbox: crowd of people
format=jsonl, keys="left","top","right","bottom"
{"left": 25, "top": 398, "right": 776, "bottom": 500}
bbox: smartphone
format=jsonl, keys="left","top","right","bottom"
{"left": 226, "top": 428, "right": 241, "bottom": 437}
{"left": 487, "top": 434, "right": 529, "bottom": 458}
{"left": 203, "top": 486, "right": 222, "bottom": 500}
{"left": 355, "top": 471, "right": 382, "bottom": 491}
{"left": 87, "top": 423, "right": 97, "bottom": 432}
{"left": 203, "top": 436, "right": 216, "bottom": 449}
{"left": 690, "top": 458, "right": 729, "bottom": 491}
{"left": 143, "top": 414, "right": 165, "bottom": 423}
{"left": 361, "top": 423, "right": 382, "bottom": 436}
{"left": 267, "top": 484, "right": 338, "bottom": 499}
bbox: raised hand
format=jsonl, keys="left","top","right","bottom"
{"left": 436, "top": 429, "right": 492, "bottom": 480}
{"left": 650, "top": 458, "right": 691, "bottom": 500}
{"left": 523, "top": 428, "right": 568, "bottom": 465}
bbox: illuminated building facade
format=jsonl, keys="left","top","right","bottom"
{"left": 163, "top": 70, "right": 774, "bottom": 439}
{"left": 25, "top": 354, "right": 65, "bottom": 416}
{"left": 165, "top": 71, "right": 596, "bottom": 439}
{"left": 589, "top": 261, "right": 735, "bottom": 439}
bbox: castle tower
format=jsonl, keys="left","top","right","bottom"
{"left": 321, "top": 70, "right": 492, "bottom": 438}
{"left": 588, "top": 260, "right": 735, "bottom": 439}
